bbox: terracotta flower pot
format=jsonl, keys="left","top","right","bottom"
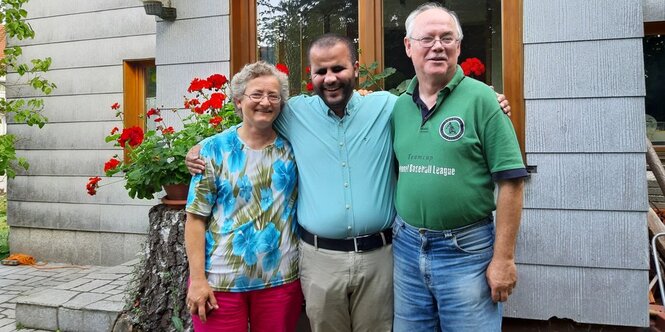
{"left": 162, "top": 183, "right": 189, "bottom": 209}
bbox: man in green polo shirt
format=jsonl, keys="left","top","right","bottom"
{"left": 391, "top": 3, "right": 527, "bottom": 332}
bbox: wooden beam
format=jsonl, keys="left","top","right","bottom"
{"left": 358, "top": 0, "right": 383, "bottom": 88}
{"left": 645, "top": 21, "right": 665, "bottom": 36}
{"left": 230, "top": 0, "right": 257, "bottom": 74}
{"left": 502, "top": 0, "right": 525, "bottom": 157}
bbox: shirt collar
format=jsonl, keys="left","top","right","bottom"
{"left": 317, "top": 91, "right": 360, "bottom": 118}
{"left": 406, "top": 65, "right": 465, "bottom": 98}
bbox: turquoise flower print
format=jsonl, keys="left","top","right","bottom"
{"left": 272, "top": 159, "right": 296, "bottom": 197}
{"left": 207, "top": 143, "right": 225, "bottom": 167}
{"left": 235, "top": 276, "right": 265, "bottom": 289}
{"left": 260, "top": 187, "right": 273, "bottom": 211}
{"left": 234, "top": 275, "right": 250, "bottom": 289}
{"left": 257, "top": 223, "right": 281, "bottom": 272}
{"left": 204, "top": 192, "right": 215, "bottom": 206}
{"left": 262, "top": 248, "right": 282, "bottom": 272}
{"left": 221, "top": 218, "right": 234, "bottom": 234}
{"left": 205, "top": 230, "right": 215, "bottom": 270}
{"left": 274, "top": 137, "right": 284, "bottom": 149}
{"left": 186, "top": 175, "right": 202, "bottom": 207}
{"left": 256, "top": 223, "right": 280, "bottom": 253}
{"left": 221, "top": 132, "right": 246, "bottom": 173}
{"left": 217, "top": 179, "right": 236, "bottom": 217}
{"left": 269, "top": 272, "right": 283, "bottom": 286}
{"left": 232, "top": 224, "right": 258, "bottom": 266}
{"left": 237, "top": 175, "right": 252, "bottom": 202}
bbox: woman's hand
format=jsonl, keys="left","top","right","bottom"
{"left": 187, "top": 278, "right": 218, "bottom": 323}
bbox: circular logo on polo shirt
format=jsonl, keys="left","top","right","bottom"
{"left": 439, "top": 116, "right": 465, "bottom": 141}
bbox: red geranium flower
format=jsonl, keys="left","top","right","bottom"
{"left": 154, "top": 117, "right": 163, "bottom": 123}
{"left": 209, "top": 116, "right": 223, "bottom": 126}
{"left": 188, "top": 78, "right": 213, "bottom": 93}
{"left": 146, "top": 108, "right": 159, "bottom": 118}
{"left": 111, "top": 102, "right": 120, "bottom": 110}
{"left": 86, "top": 176, "right": 102, "bottom": 196}
{"left": 118, "top": 126, "right": 144, "bottom": 148}
{"left": 275, "top": 63, "right": 289, "bottom": 75}
{"left": 305, "top": 66, "right": 311, "bottom": 74}
{"left": 199, "top": 93, "right": 225, "bottom": 113}
{"left": 162, "top": 126, "right": 175, "bottom": 135}
{"left": 110, "top": 127, "right": 119, "bottom": 135}
{"left": 103, "top": 158, "right": 120, "bottom": 172}
{"left": 192, "top": 107, "right": 204, "bottom": 114}
{"left": 460, "top": 57, "right": 485, "bottom": 77}
{"left": 306, "top": 82, "right": 314, "bottom": 92}
{"left": 207, "top": 74, "right": 228, "bottom": 90}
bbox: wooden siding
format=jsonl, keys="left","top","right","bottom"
{"left": 516, "top": 210, "right": 648, "bottom": 269}
{"left": 6, "top": 94, "right": 125, "bottom": 123}
{"left": 9, "top": 176, "right": 157, "bottom": 206}
{"left": 8, "top": 201, "right": 148, "bottom": 234}
{"left": 524, "top": 154, "right": 647, "bottom": 211}
{"left": 6, "top": 0, "right": 156, "bottom": 265}
{"left": 505, "top": 265, "right": 649, "bottom": 327}
{"left": 8, "top": 227, "right": 145, "bottom": 266}
{"left": 526, "top": 98, "right": 645, "bottom": 153}
{"left": 155, "top": 1, "right": 231, "bottom": 109}
{"left": 524, "top": 0, "right": 642, "bottom": 43}
{"left": 644, "top": 0, "right": 665, "bottom": 22}
{"left": 514, "top": 0, "right": 648, "bottom": 327}
{"left": 524, "top": 39, "right": 645, "bottom": 99}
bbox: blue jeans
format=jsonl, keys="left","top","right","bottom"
{"left": 393, "top": 215, "right": 501, "bottom": 332}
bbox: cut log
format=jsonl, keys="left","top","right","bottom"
{"left": 113, "top": 205, "right": 191, "bottom": 332}
{"left": 647, "top": 138, "right": 665, "bottom": 196}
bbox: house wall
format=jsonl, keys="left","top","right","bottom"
{"left": 644, "top": 0, "right": 665, "bottom": 21}
{"left": 504, "top": 0, "right": 649, "bottom": 327}
{"left": 6, "top": 0, "right": 157, "bottom": 265}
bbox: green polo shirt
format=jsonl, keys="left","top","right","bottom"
{"left": 391, "top": 66, "right": 526, "bottom": 230}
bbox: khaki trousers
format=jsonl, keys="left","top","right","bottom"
{"left": 299, "top": 239, "right": 393, "bottom": 332}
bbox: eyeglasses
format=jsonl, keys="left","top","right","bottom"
{"left": 409, "top": 36, "right": 458, "bottom": 48}
{"left": 243, "top": 93, "right": 281, "bottom": 103}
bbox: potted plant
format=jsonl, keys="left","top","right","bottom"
{"left": 86, "top": 74, "right": 241, "bottom": 200}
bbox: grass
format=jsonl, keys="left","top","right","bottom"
{"left": 0, "top": 194, "right": 8, "bottom": 259}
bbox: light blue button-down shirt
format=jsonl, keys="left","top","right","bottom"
{"left": 274, "top": 91, "right": 397, "bottom": 239}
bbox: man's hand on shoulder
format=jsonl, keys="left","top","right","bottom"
{"left": 186, "top": 144, "right": 205, "bottom": 175}
{"left": 490, "top": 86, "right": 511, "bottom": 117}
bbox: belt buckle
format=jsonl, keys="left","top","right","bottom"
{"left": 352, "top": 231, "right": 387, "bottom": 253}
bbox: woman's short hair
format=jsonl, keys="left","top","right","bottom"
{"left": 230, "top": 61, "right": 290, "bottom": 115}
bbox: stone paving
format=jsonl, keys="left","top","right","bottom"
{"left": 0, "top": 259, "right": 136, "bottom": 332}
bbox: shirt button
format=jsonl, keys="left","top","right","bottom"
{"left": 344, "top": 182, "right": 349, "bottom": 187}
{"left": 347, "top": 226, "right": 352, "bottom": 230}
{"left": 342, "top": 162, "right": 347, "bottom": 167}
{"left": 339, "top": 142, "right": 344, "bottom": 146}
{"left": 346, "top": 204, "right": 351, "bottom": 209}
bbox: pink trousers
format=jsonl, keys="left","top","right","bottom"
{"left": 191, "top": 280, "right": 303, "bottom": 332}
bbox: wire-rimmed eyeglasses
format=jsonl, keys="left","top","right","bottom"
{"left": 243, "top": 93, "right": 281, "bottom": 103}
{"left": 409, "top": 36, "right": 458, "bottom": 48}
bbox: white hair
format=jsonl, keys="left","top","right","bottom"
{"left": 404, "top": 2, "right": 464, "bottom": 41}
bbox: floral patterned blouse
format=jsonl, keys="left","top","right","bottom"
{"left": 186, "top": 125, "right": 299, "bottom": 292}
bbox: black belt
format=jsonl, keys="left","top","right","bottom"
{"left": 299, "top": 226, "right": 392, "bottom": 252}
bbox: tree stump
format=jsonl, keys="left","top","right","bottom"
{"left": 113, "top": 204, "right": 192, "bottom": 332}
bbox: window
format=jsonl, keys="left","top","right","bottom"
{"left": 645, "top": 22, "right": 665, "bottom": 149}
{"left": 230, "top": 0, "right": 524, "bottom": 150}
{"left": 122, "top": 60, "right": 156, "bottom": 132}
{"left": 257, "top": 1, "right": 358, "bottom": 95}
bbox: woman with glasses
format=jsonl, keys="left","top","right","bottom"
{"left": 185, "top": 61, "right": 301, "bottom": 332}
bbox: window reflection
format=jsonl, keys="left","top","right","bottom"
{"left": 257, "top": 0, "right": 358, "bottom": 95}
{"left": 383, "top": 0, "right": 502, "bottom": 91}
{"left": 645, "top": 33, "right": 665, "bottom": 144}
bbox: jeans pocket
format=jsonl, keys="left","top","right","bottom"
{"left": 452, "top": 223, "right": 494, "bottom": 254}
{"left": 392, "top": 216, "right": 404, "bottom": 240}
